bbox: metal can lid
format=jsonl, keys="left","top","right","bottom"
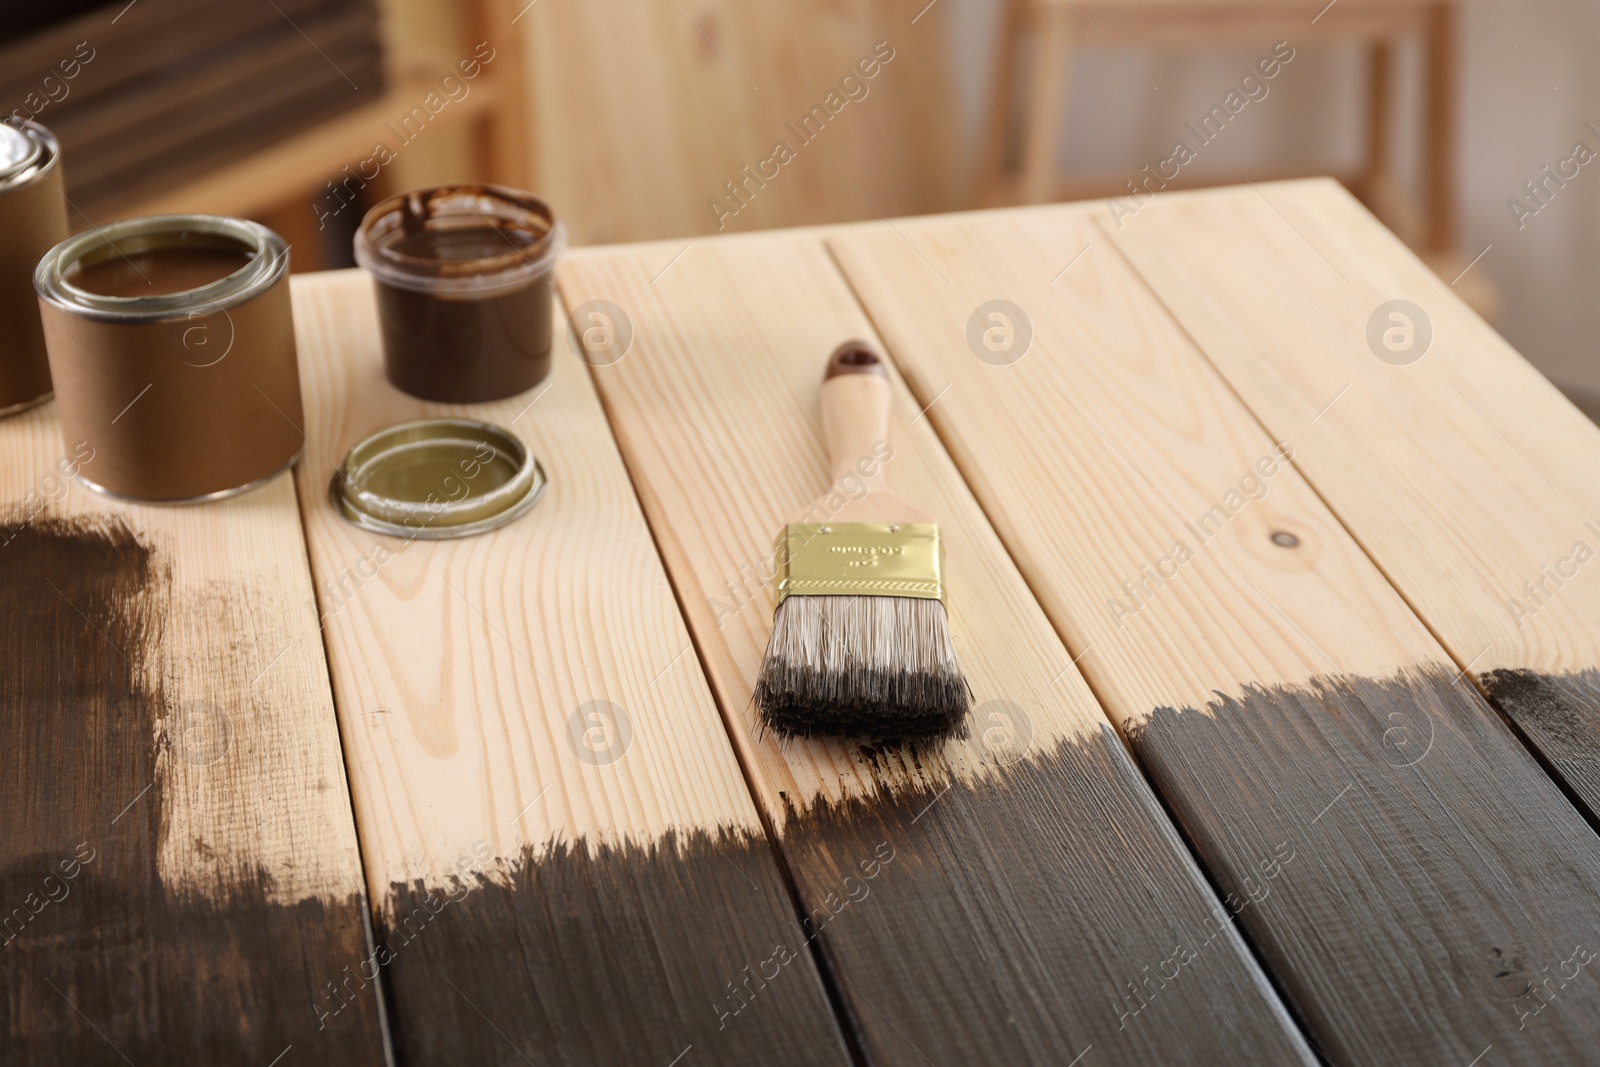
{"left": 330, "top": 417, "right": 546, "bottom": 539}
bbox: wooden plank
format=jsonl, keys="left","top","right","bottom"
{"left": 287, "top": 271, "right": 851, "bottom": 1066}
{"left": 558, "top": 236, "right": 1315, "bottom": 1065}
{"left": 829, "top": 203, "right": 1600, "bottom": 1064}
{"left": 0, "top": 418, "right": 385, "bottom": 1058}
{"left": 1102, "top": 179, "right": 1600, "bottom": 825}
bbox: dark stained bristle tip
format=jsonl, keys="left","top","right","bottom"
{"left": 756, "top": 595, "right": 972, "bottom": 742}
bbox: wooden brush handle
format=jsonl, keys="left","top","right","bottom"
{"left": 821, "top": 341, "right": 891, "bottom": 490}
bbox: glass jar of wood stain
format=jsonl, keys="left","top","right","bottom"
{"left": 0, "top": 118, "right": 68, "bottom": 416}
{"left": 33, "top": 215, "right": 303, "bottom": 502}
{"left": 354, "top": 185, "right": 565, "bottom": 404}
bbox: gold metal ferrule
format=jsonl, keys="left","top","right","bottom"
{"left": 774, "top": 522, "right": 944, "bottom": 605}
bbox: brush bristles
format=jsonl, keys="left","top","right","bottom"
{"left": 755, "top": 595, "right": 971, "bottom": 741}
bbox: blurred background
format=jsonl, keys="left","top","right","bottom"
{"left": 6, "top": 0, "right": 1596, "bottom": 410}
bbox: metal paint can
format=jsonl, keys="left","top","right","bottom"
{"left": 0, "top": 118, "right": 68, "bottom": 416}
{"left": 34, "top": 215, "right": 303, "bottom": 502}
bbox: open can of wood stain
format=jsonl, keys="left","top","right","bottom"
{"left": 0, "top": 118, "right": 68, "bottom": 416}
{"left": 34, "top": 215, "right": 303, "bottom": 502}
{"left": 354, "top": 185, "right": 564, "bottom": 403}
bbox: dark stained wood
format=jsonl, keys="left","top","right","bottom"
{"left": 0, "top": 519, "right": 386, "bottom": 1065}
{"left": 378, "top": 829, "right": 851, "bottom": 1066}
{"left": 1482, "top": 670, "right": 1600, "bottom": 823}
{"left": 1129, "top": 668, "right": 1600, "bottom": 1064}
{"left": 783, "top": 729, "right": 1316, "bottom": 1066}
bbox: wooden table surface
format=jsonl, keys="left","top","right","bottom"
{"left": 4, "top": 178, "right": 1600, "bottom": 1066}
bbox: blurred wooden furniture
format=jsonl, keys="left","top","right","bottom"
{"left": 519, "top": 0, "right": 964, "bottom": 244}
{"left": 120, "top": 0, "right": 530, "bottom": 225}
{"left": 3, "top": 0, "right": 530, "bottom": 270}
{"left": 982, "top": 0, "right": 1489, "bottom": 311}
{"left": 129, "top": 0, "right": 530, "bottom": 275}
{"left": 1, "top": 0, "right": 387, "bottom": 220}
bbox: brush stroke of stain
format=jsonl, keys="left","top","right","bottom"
{"left": 0, "top": 519, "right": 384, "bottom": 1064}
{"left": 378, "top": 730, "right": 1313, "bottom": 1066}
{"left": 1481, "top": 668, "right": 1600, "bottom": 822}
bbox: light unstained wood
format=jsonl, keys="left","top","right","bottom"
{"left": 828, "top": 203, "right": 1600, "bottom": 1064}
{"left": 518, "top": 0, "right": 963, "bottom": 245}
{"left": 287, "top": 271, "right": 851, "bottom": 1065}
{"left": 833, "top": 208, "right": 1435, "bottom": 715}
{"left": 563, "top": 235, "right": 1122, "bottom": 798}
{"left": 289, "top": 270, "right": 765, "bottom": 878}
{"left": 1101, "top": 179, "right": 1600, "bottom": 687}
{"left": 557, "top": 235, "right": 1316, "bottom": 1065}
{"left": 0, "top": 402, "right": 383, "bottom": 1059}
{"left": 1101, "top": 178, "right": 1600, "bottom": 809}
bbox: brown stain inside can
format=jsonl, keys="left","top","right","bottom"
{"left": 374, "top": 228, "right": 553, "bottom": 403}
{"left": 67, "top": 246, "right": 255, "bottom": 298}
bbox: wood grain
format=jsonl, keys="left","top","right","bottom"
{"left": 559, "top": 235, "right": 1316, "bottom": 1065}
{"left": 288, "top": 270, "right": 850, "bottom": 1065}
{"left": 0, "top": 408, "right": 384, "bottom": 1061}
{"left": 1101, "top": 179, "right": 1600, "bottom": 823}
{"left": 830, "top": 203, "right": 1600, "bottom": 1064}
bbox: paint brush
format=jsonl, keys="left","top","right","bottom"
{"left": 755, "top": 341, "right": 970, "bottom": 740}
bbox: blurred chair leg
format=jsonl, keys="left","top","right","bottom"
{"left": 1424, "top": 1, "right": 1457, "bottom": 255}
{"left": 1359, "top": 40, "right": 1422, "bottom": 244}
{"left": 979, "top": 0, "right": 1023, "bottom": 205}
{"left": 1017, "top": 0, "right": 1074, "bottom": 205}
{"left": 471, "top": 0, "right": 534, "bottom": 189}
{"left": 1362, "top": 41, "right": 1393, "bottom": 202}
